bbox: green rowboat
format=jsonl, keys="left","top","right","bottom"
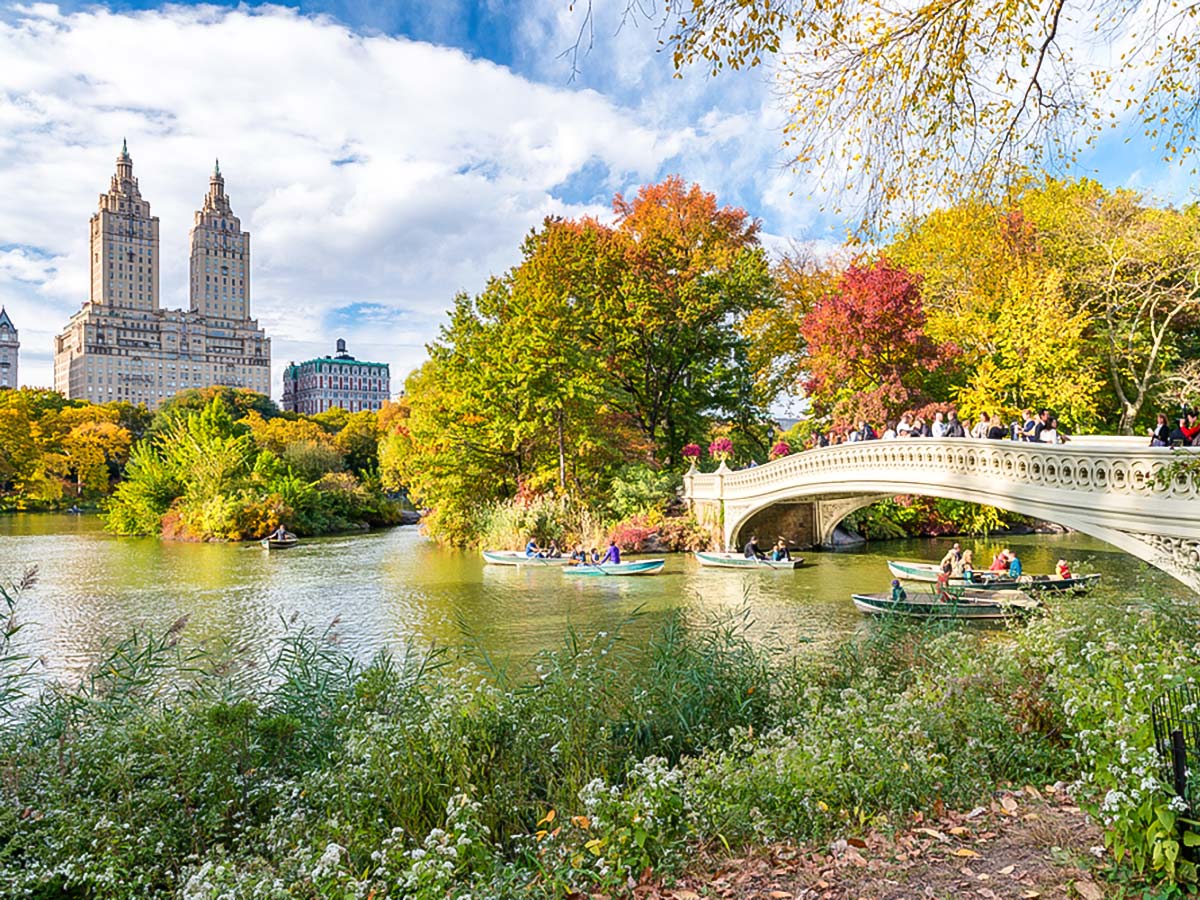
{"left": 482, "top": 550, "right": 574, "bottom": 567}
{"left": 886, "top": 559, "right": 1099, "bottom": 593}
{"left": 561, "top": 560, "right": 666, "bottom": 576}
{"left": 852, "top": 588, "right": 1039, "bottom": 620}
{"left": 695, "top": 551, "right": 804, "bottom": 570}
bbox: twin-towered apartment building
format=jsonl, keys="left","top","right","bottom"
{"left": 46, "top": 143, "right": 388, "bottom": 412}
{"left": 53, "top": 143, "right": 271, "bottom": 406}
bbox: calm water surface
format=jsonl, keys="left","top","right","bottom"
{"left": 1, "top": 514, "right": 1191, "bottom": 680}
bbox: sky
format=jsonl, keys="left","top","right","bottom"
{"left": 0, "top": 0, "right": 1195, "bottom": 396}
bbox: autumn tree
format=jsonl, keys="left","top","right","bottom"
{"left": 800, "top": 259, "right": 958, "bottom": 425}
{"left": 590, "top": 0, "right": 1200, "bottom": 231}
{"left": 1021, "top": 181, "right": 1200, "bottom": 431}
{"left": 54, "top": 407, "right": 133, "bottom": 497}
{"left": 387, "top": 177, "right": 772, "bottom": 543}
{"left": 889, "top": 197, "right": 1106, "bottom": 427}
{"left": 741, "top": 245, "right": 847, "bottom": 404}
{"left": 597, "top": 176, "right": 775, "bottom": 460}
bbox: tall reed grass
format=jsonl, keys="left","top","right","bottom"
{"left": 1, "top": 579, "right": 1197, "bottom": 897}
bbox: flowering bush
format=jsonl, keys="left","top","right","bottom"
{"left": 681, "top": 443, "right": 702, "bottom": 461}
{"left": 769, "top": 441, "right": 791, "bottom": 460}
{"left": 708, "top": 437, "right": 734, "bottom": 461}
{"left": 609, "top": 513, "right": 659, "bottom": 552}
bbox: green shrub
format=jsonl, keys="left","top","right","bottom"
{"left": 2, "top": 587, "right": 1196, "bottom": 896}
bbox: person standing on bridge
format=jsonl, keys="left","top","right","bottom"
{"left": 1020, "top": 409, "right": 1037, "bottom": 441}
{"left": 944, "top": 411, "right": 966, "bottom": 438}
{"left": 1150, "top": 413, "right": 1171, "bottom": 447}
{"left": 931, "top": 411, "right": 947, "bottom": 438}
{"left": 986, "top": 414, "right": 1007, "bottom": 440}
{"left": 855, "top": 420, "right": 878, "bottom": 441}
{"left": 1031, "top": 409, "right": 1053, "bottom": 443}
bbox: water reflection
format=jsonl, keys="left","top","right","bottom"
{"left": 0, "top": 513, "right": 1189, "bottom": 681}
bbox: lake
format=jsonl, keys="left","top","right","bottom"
{"left": 1, "top": 514, "right": 1190, "bottom": 681}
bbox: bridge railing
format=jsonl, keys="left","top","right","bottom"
{"left": 685, "top": 437, "right": 1200, "bottom": 505}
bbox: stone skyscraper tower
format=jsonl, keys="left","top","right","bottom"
{"left": 189, "top": 161, "right": 251, "bottom": 320}
{"left": 89, "top": 139, "right": 161, "bottom": 310}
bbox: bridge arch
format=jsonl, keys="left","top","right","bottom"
{"left": 684, "top": 438, "right": 1200, "bottom": 593}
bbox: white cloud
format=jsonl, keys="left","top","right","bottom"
{"left": 0, "top": 2, "right": 806, "bottom": 392}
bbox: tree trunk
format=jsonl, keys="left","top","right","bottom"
{"left": 556, "top": 408, "right": 566, "bottom": 491}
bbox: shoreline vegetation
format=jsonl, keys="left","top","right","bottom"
{"left": 5, "top": 177, "right": 1200, "bottom": 550}
{"left": 1, "top": 571, "right": 1196, "bottom": 897}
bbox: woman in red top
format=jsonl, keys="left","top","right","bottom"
{"left": 1181, "top": 411, "right": 1200, "bottom": 446}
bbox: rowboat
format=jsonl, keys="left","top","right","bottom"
{"left": 261, "top": 534, "right": 299, "bottom": 550}
{"left": 886, "top": 560, "right": 1100, "bottom": 593}
{"left": 852, "top": 588, "right": 1040, "bottom": 620}
{"left": 482, "top": 550, "right": 576, "bottom": 567}
{"left": 695, "top": 551, "right": 804, "bottom": 570}
{"left": 561, "top": 559, "right": 666, "bottom": 577}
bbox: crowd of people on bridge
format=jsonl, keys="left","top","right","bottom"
{"left": 803, "top": 406, "right": 1200, "bottom": 449}
{"left": 1150, "top": 409, "right": 1200, "bottom": 446}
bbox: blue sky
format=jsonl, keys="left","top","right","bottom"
{"left": 0, "top": 0, "right": 1193, "bottom": 395}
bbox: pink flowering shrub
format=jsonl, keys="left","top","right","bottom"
{"left": 708, "top": 437, "right": 734, "bottom": 461}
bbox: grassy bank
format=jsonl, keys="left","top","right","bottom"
{"left": 1, "top": 575, "right": 1196, "bottom": 898}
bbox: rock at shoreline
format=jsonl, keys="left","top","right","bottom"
{"left": 827, "top": 525, "right": 866, "bottom": 547}
{"left": 399, "top": 510, "right": 422, "bottom": 526}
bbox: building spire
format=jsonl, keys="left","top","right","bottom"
{"left": 213, "top": 158, "right": 220, "bottom": 177}
{"left": 120, "top": 137, "right": 129, "bottom": 158}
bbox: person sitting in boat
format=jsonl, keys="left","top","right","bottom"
{"left": 960, "top": 549, "right": 975, "bottom": 581}
{"left": 599, "top": 540, "right": 621, "bottom": 566}
{"left": 1055, "top": 559, "right": 1072, "bottom": 579}
{"left": 743, "top": 535, "right": 766, "bottom": 559}
{"left": 1006, "top": 550, "right": 1022, "bottom": 578}
{"left": 936, "top": 568, "right": 951, "bottom": 596}
{"left": 524, "top": 538, "right": 544, "bottom": 559}
{"left": 589, "top": 548, "right": 601, "bottom": 564}
{"left": 939, "top": 542, "right": 962, "bottom": 575}
{"left": 890, "top": 579, "right": 907, "bottom": 602}
{"left": 569, "top": 544, "right": 588, "bottom": 564}
{"left": 989, "top": 550, "right": 1009, "bottom": 573}
{"left": 270, "top": 524, "right": 290, "bottom": 541}
{"left": 546, "top": 540, "right": 562, "bottom": 558}
{"left": 771, "top": 538, "right": 791, "bottom": 562}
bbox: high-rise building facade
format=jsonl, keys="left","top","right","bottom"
{"left": 189, "top": 161, "right": 251, "bottom": 320}
{"left": 282, "top": 339, "right": 390, "bottom": 415}
{"left": 0, "top": 308, "right": 17, "bottom": 388}
{"left": 54, "top": 145, "right": 271, "bottom": 407}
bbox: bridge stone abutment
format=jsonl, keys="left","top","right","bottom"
{"left": 682, "top": 438, "right": 1200, "bottom": 594}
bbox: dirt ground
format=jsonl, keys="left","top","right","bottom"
{"left": 637, "top": 784, "right": 1110, "bottom": 900}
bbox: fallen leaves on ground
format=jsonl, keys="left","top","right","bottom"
{"left": 634, "top": 784, "right": 1110, "bottom": 899}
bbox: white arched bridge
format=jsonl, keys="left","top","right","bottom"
{"left": 683, "top": 437, "right": 1200, "bottom": 593}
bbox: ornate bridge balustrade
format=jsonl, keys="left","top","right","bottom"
{"left": 683, "top": 437, "right": 1200, "bottom": 593}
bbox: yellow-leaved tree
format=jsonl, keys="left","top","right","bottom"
{"left": 588, "top": 0, "right": 1200, "bottom": 232}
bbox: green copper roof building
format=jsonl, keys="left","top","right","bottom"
{"left": 282, "top": 338, "right": 390, "bottom": 414}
